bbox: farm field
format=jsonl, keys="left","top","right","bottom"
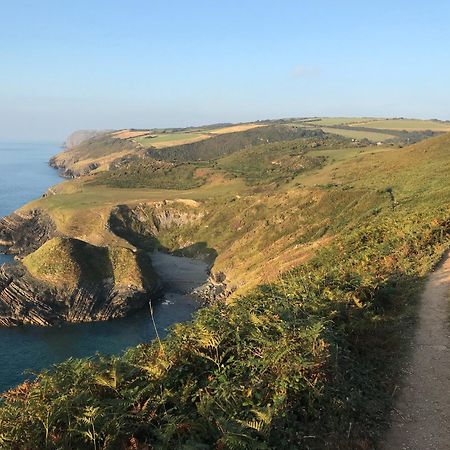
{"left": 134, "top": 131, "right": 211, "bottom": 148}
{"left": 350, "top": 118, "right": 450, "bottom": 131}
{"left": 296, "top": 117, "right": 380, "bottom": 126}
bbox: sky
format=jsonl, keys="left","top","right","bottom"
{"left": 1, "top": 0, "right": 450, "bottom": 141}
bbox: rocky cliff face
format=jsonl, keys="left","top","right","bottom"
{"left": 64, "top": 130, "right": 107, "bottom": 149}
{"left": 109, "top": 202, "right": 231, "bottom": 303}
{"left": 0, "top": 199, "right": 229, "bottom": 326}
{"left": 0, "top": 264, "right": 160, "bottom": 326}
{"left": 0, "top": 209, "right": 57, "bottom": 257}
{"left": 0, "top": 210, "right": 162, "bottom": 326}
{"left": 109, "top": 202, "right": 203, "bottom": 249}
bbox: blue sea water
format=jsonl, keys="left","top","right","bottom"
{"left": 0, "top": 141, "right": 202, "bottom": 392}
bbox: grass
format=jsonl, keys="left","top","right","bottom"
{"left": 2, "top": 197, "right": 449, "bottom": 448}
{"left": 91, "top": 161, "right": 207, "bottom": 190}
{"left": 23, "top": 236, "right": 157, "bottom": 291}
{"left": 215, "top": 138, "right": 328, "bottom": 185}
{"left": 23, "top": 237, "right": 112, "bottom": 289}
{"left": 2, "top": 129, "right": 450, "bottom": 448}
{"left": 132, "top": 124, "right": 265, "bottom": 149}
{"left": 350, "top": 118, "right": 450, "bottom": 131}
{"left": 296, "top": 146, "right": 393, "bottom": 187}
{"left": 52, "top": 118, "right": 448, "bottom": 178}
{"left": 296, "top": 117, "right": 380, "bottom": 126}
{"left": 134, "top": 132, "right": 211, "bottom": 149}
{"left": 207, "top": 123, "right": 265, "bottom": 134}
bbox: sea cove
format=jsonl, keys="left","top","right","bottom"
{"left": 0, "top": 142, "right": 205, "bottom": 392}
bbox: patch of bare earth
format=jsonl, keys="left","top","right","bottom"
{"left": 112, "top": 130, "right": 151, "bottom": 139}
{"left": 208, "top": 123, "right": 266, "bottom": 134}
{"left": 381, "top": 251, "right": 450, "bottom": 449}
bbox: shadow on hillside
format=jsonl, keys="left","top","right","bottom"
{"left": 107, "top": 205, "right": 218, "bottom": 266}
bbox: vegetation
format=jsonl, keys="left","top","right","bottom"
{"left": 1, "top": 208, "right": 449, "bottom": 449}
{"left": 2, "top": 122, "right": 450, "bottom": 448}
{"left": 215, "top": 137, "right": 346, "bottom": 185}
{"left": 134, "top": 131, "right": 211, "bottom": 149}
{"left": 53, "top": 118, "right": 447, "bottom": 178}
{"left": 23, "top": 237, "right": 156, "bottom": 291}
{"left": 146, "top": 125, "right": 327, "bottom": 162}
{"left": 23, "top": 237, "right": 112, "bottom": 289}
{"left": 91, "top": 160, "right": 206, "bottom": 190}
{"left": 349, "top": 118, "right": 450, "bottom": 131}
{"left": 318, "top": 126, "right": 396, "bottom": 142}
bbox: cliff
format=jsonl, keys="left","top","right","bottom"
{"left": 0, "top": 209, "right": 57, "bottom": 256}
{"left": 50, "top": 134, "right": 142, "bottom": 178}
{"left": 0, "top": 258, "right": 160, "bottom": 326}
{"left": 64, "top": 130, "right": 108, "bottom": 149}
{"left": 0, "top": 225, "right": 161, "bottom": 326}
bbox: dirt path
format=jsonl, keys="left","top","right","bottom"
{"left": 381, "top": 251, "right": 450, "bottom": 449}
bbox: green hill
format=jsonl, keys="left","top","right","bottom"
{"left": 23, "top": 237, "right": 156, "bottom": 292}
{"left": 0, "top": 124, "right": 449, "bottom": 449}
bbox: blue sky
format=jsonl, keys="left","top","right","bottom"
{"left": 1, "top": 0, "right": 450, "bottom": 140}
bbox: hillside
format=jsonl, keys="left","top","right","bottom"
{"left": 0, "top": 122, "right": 449, "bottom": 448}
{"left": 49, "top": 118, "right": 446, "bottom": 178}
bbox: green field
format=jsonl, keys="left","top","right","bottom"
{"left": 350, "top": 118, "right": 450, "bottom": 131}
{"left": 297, "top": 117, "right": 380, "bottom": 126}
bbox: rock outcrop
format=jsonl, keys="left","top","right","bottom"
{"left": 0, "top": 200, "right": 226, "bottom": 326}
{"left": 0, "top": 224, "right": 162, "bottom": 326}
{"left": 192, "top": 271, "right": 234, "bottom": 304}
{"left": 109, "top": 202, "right": 203, "bottom": 249}
{"left": 108, "top": 202, "right": 231, "bottom": 303}
{"left": 0, "top": 209, "right": 57, "bottom": 257}
{"left": 0, "top": 264, "right": 161, "bottom": 326}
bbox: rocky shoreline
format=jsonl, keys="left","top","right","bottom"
{"left": 0, "top": 205, "right": 229, "bottom": 327}
{"left": 0, "top": 264, "right": 160, "bottom": 326}
{"left": 0, "top": 209, "right": 162, "bottom": 326}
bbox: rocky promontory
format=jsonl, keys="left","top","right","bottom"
{"left": 0, "top": 216, "right": 161, "bottom": 326}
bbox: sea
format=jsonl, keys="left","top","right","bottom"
{"left": 0, "top": 141, "right": 203, "bottom": 392}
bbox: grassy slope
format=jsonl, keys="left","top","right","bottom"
{"left": 23, "top": 237, "right": 112, "bottom": 290}
{"left": 350, "top": 118, "right": 450, "bottom": 131}
{"left": 23, "top": 237, "right": 156, "bottom": 291}
{"left": 52, "top": 119, "right": 445, "bottom": 178}
{"left": 319, "top": 127, "right": 396, "bottom": 141}
{"left": 23, "top": 137, "right": 444, "bottom": 296}
{"left": 1, "top": 128, "right": 449, "bottom": 448}
{"left": 51, "top": 136, "right": 142, "bottom": 174}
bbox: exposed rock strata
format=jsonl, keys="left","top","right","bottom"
{"left": 0, "top": 200, "right": 227, "bottom": 326}
{"left": 0, "top": 264, "right": 161, "bottom": 326}
{"left": 0, "top": 209, "right": 57, "bottom": 257}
